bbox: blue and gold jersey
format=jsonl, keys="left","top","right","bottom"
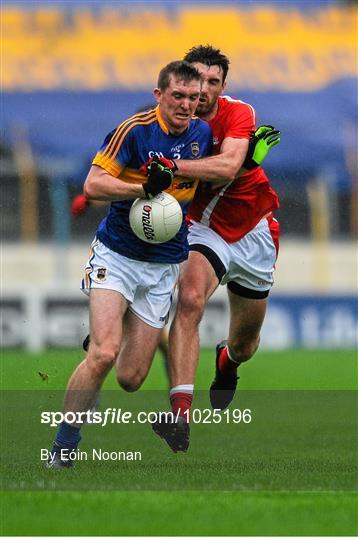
{"left": 92, "top": 106, "right": 212, "bottom": 263}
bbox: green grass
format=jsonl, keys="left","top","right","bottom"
{"left": 1, "top": 347, "right": 357, "bottom": 390}
{"left": 1, "top": 348, "right": 357, "bottom": 535}
{"left": 2, "top": 491, "right": 357, "bottom": 536}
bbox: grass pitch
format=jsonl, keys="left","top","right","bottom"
{"left": 1, "top": 348, "right": 357, "bottom": 535}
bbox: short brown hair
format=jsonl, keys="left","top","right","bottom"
{"left": 157, "top": 60, "right": 201, "bottom": 90}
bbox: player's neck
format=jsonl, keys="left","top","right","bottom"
{"left": 169, "top": 126, "right": 188, "bottom": 136}
{"left": 197, "top": 100, "right": 219, "bottom": 122}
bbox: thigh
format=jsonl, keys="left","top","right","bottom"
{"left": 89, "top": 288, "right": 128, "bottom": 349}
{"left": 187, "top": 221, "right": 230, "bottom": 287}
{"left": 116, "top": 309, "right": 162, "bottom": 380}
{"left": 227, "top": 288, "right": 267, "bottom": 343}
{"left": 179, "top": 250, "right": 219, "bottom": 301}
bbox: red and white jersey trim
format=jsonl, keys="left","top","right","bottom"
{"left": 201, "top": 180, "right": 234, "bottom": 226}
{"left": 187, "top": 95, "right": 280, "bottom": 243}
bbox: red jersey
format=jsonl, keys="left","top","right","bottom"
{"left": 187, "top": 96, "right": 280, "bottom": 243}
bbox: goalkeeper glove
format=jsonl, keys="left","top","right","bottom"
{"left": 243, "top": 125, "right": 281, "bottom": 170}
{"left": 71, "top": 194, "right": 89, "bottom": 216}
{"left": 142, "top": 155, "right": 177, "bottom": 198}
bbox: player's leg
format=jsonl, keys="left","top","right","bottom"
{"left": 168, "top": 221, "right": 228, "bottom": 411}
{"left": 210, "top": 215, "right": 279, "bottom": 410}
{"left": 116, "top": 259, "right": 178, "bottom": 392}
{"left": 168, "top": 248, "right": 221, "bottom": 419}
{"left": 49, "top": 240, "right": 138, "bottom": 468}
{"left": 210, "top": 291, "right": 267, "bottom": 409}
{"left": 82, "top": 323, "right": 169, "bottom": 380}
{"left": 169, "top": 250, "right": 219, "bottom": 387}
{"left": 152, "top": 251, "right": 219, "bottom": 453}
{"left": 152, "top": 222, "right": 228, "bottom": 453}
{"left": 64, "top": 288, "right": 127, "bottom": 409}
{"left": 116, "top": 309, "right": 162, "bottom": 391}
{"left": 157, "top": 326, "right": 169, "bottom": 379}
{"left": 49, "top": 289, "right": 127, "bottom": 468}
{"left": 227, "top": 290, "right": 267, "bottom": 363}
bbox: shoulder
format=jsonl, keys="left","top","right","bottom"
{"left": 220, "top": 95, "right": 256, "bottom": 117}
{"left": 212, "top": 96, "right": 255, "bottom": 139}
{"left": 220, "top": 95, "right": 254, "bottom": 109}
{"left": 99, "top": 108, "right": 158, "bottom": 156}
{"left": 218, "top": 96, "right": 256, "bottom": 122}
{"left": 114, "top": 108, "right": 158, "bottom": 139}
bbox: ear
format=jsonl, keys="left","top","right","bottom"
{"left": 153, "top": 88, "right": 161, "bottom": 103}
{"left": 221, "top": 80, "right": 227, "bottom": 94}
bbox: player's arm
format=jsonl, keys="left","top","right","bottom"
{"left": 86, "top": 119, "right": 174, "bottom": 201}
{"left": 149, "top": 125, "right": 280, "bottom": 184}
{"left": 86, "top": 125, "right": 147, "bottom": 201}
{"left": 174, "top": 136, "right": 248, "bottom": 183}
{"left": 84, "top": 165, "right": 146, "bottom": 201}
{"left": 84, "top": 160, "right": 173, "bottom": 201}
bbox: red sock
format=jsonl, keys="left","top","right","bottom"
{"left": 170, "top": 386, "right": 193, "bottom": 421}
{"left": 218, "top": 346, "right": 240, "bottom": 374}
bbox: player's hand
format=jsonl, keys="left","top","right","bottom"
{"left": 142, "top": 155, "right": 176, "bottom": 198}
{"left": 139, "top": 155, "right": 178, "bottom": 176}
{"left": 71, "top": 194, "right": 89, "bottom": 216}
{"left": 243, "top": 125, "right": 281, "bottom": 170}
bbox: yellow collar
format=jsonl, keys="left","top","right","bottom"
{"left": 155, "top": 106, "right": 169, "bottom": 135}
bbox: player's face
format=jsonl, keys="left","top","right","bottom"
{"left": 191, "top": 63, "right": 226, "bottom": 120}
{"left": 154, "top": 76, "right": 201, "bottom": 135}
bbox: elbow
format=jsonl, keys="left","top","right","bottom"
{"left": 83, "top": 183, "right": 92, "bottom": 200}
{"left": 83, "top": 181, "right": 97, "bottom": 200}
{"left": 83, "top": 178, "right": 98, "bottom": 201}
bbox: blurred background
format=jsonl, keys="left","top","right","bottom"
{"left": 1, "top": 0, "right": 357, "bottom": 351}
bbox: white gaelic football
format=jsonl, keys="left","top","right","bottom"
{"left": 129, "top": 192, "right": 183, "bottom": 244}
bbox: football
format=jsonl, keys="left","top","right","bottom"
{"left": 129, "top": 192, "right": 183, "bottom": 244}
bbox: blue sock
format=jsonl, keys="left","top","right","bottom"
{"left": 53, "top": 421, "right": 81, "bottom": 452}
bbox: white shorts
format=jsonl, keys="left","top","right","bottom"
{"left": 82, "top": 239, "right": 179, "bottom": 328}
{"left": 188, "top": 218, "right": 279, "bottom": 296}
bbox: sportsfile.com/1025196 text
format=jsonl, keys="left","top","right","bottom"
{"left": 40, "top": 408, "right": 252, "bottom": 427}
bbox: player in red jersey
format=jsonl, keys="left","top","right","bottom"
{"left": 151, "top": 45, "right": 280, "bottom": 452}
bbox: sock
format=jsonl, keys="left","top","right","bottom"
{"left": 53, "top": 421, "right": 81, "bottom": 453}
{"left": 218, "top": 346, "right": 240, "bottom": 374}
{"left": 170, "top": 384, "right": 193, "bottom": 421}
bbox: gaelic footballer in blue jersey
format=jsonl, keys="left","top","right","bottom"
{"left": 91, "top": 104, "right": 211, "bottom": 264}
{"left": 48, "top": 61, "right": 211, "bottom": 468}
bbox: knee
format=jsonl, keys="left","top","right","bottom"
{"left": 229, "top": 336, "right": 260, "bottom": 363}
{"left": 177, "top": 286, "right": 206, "bottom": 322}
{"left": 116, "top": 368, "right": 143, "bottom": 392}
{"left": 86, "top": 344, "right": 119, "bottom": 378}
